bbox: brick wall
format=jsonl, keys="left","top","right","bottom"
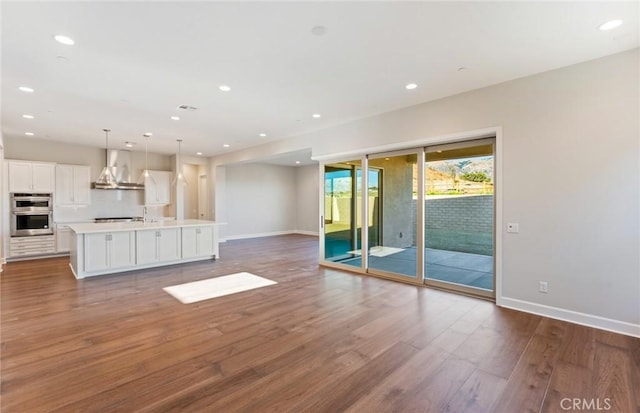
{"left": 411, "top": 195, "right": 494, "bottom": 255}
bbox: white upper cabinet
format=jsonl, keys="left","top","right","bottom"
{"left": 55, "top": 164, "right": 91, "bottom": 206}
{"left": 8, "top": 161, "right": 55, "bottom": 193}
{"left": 144, "top": 170, "right": 171, "bottom": 206}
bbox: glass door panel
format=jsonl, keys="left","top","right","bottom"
{"left": 323, "top": 161, "right": 362, "bottom": 269}
{"left": 366, "top": 152, "right": 419, "bottom": 279}
{"left": 424, "top": 139, "right": 495, "bottom": 296}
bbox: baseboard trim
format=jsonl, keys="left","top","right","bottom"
{"left": 499, "top": 297, "right": 640, "bottom": 338}
{"left": 223, "top": 230, "right": 319, "bottom": 241}
{"left": 293, "top": 230, "right": 319, "bottom": 236}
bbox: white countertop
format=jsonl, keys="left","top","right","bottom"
{"left": 68, "top": 219, "right": 224, "bottom": 234}
{"left": 55, "top": 220, "right": 95, "bottom": 226}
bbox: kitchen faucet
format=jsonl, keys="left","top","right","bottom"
{"left": 143, "top": 206, "right": 148, "bottom": 222}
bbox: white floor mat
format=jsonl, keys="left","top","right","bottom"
{"left": 163, "top": 272, "right": 277, "bottom": 304}
{"left": 347, "top": 246, "right": 405, "bottom": 257}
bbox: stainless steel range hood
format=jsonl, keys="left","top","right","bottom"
{"left": 92, "top": 149, "right": 145, "bottom": 190}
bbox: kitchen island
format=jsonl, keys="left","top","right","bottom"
{"left": 67, "top": 220, "right": 224, "bottom": 278}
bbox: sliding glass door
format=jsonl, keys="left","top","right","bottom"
{"left": 320, "top": 137, "right": 496, "bottom": 298}
{"left": 323, "top": 160, "right": 386, "bottom": 270}
{"left": 323, "top": 162, "right": 360, "bottom": 266}
{"left": 366, "top": 151, "right": 421, "bottom": 280}
{"left": 424, "top": 139, "right": 495, "bottom": 297}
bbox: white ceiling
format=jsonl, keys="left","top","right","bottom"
{"left": 2, "top": 1, "right": 638, "bottom": 163}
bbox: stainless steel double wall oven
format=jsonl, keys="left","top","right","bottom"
{"left": 10, "top": 193, "right": 53, "bottom": 236}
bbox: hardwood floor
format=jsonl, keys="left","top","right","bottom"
{"left": 1, "top": 234, "right": 638, "bottom": 412}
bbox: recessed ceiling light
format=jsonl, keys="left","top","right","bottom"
{"left": 223, "top": 144, "right": 230, "bottom": 148}
{"left": 599, "top": 19, "right": 623, "bottom": 31}
{"left": 25, "top": 132, "right": 35, "bottom": 136}
{"left": 143, "top": 132, "right": 152, "bottom": 137}
{"left": 312, "top": 113, "right": 321, "bottom": 118}
{"left": 457, "top": 67, "right": 466, "bottom": 72}
{"left": 196, "top": 152, "right": 203, "bottom": 156}
{"left": 19, "top": 86, "right": 34, "bottom": 93}
{"left": 170, "top": 116, "right": 180, "bottom": 121}
{"left": 405, "top": 83, "right": 418, "bottom": 90}
{"left": 259, "top": 133, "right": 267, "bottom": 137}
{"left": 295, "top": 161, "right": 301, "bottom": 164}
{"left": 125, "top": 142, "right": 134, "bottom": 148}
{"left": 54, "top": 35, "right": 75, "bottom": 45}
{"left": 22, "top": 114, "right": 35, "bottom": 119}
{"left": 219, "top": 85, "right": 231, "bottom": 92}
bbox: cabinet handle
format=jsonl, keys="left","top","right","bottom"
{"left": 196, "top": 228, "right": 201, "bottom": 234}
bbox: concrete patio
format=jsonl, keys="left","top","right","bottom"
{"left": 341, "top": 247, "right": 494, "bottom": 291}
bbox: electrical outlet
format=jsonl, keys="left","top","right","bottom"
{"left": 507, "top": 223, "right": 519, "bottom": 233}
{"left": 539, "top": 281, "right": 548, "bottom": 293}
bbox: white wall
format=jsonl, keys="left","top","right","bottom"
{"left": 0, "top": 134, "right": 4, "bottom": 269}
{"left": 295, "top": 165, "right": 319, "bottom": 234}
{"left": 223, "top": 164, "right": 297, "bottom": 239}
{"left": 211, "top": 49, "right": 640, "bottom": 334}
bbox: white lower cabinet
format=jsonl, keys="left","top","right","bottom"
{"left": 9, "top": 235, "right": 56, "bottom": 257}
{"left": 84, "top": 232, "right": 134, "bottom": 272}
{"left": 181, "top": 226, "right": 214, "bottom": 258}
{"left": 136, "top": 228, "right": 180, "bottom": 265}
{"left": 56, "top": 226, "right": 71, "bottom": 253}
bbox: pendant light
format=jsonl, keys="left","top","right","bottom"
{"left": 172, "top": 139, "right": 188, "bottom": 186}
{"left": 137, "top": 133, "right": 156, "bottom": 186}
{"left": 96, "top": 128, "right": 117, "bottom": 187}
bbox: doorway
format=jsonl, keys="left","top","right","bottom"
{"left": 198, "top": 173, "right": 208, "bottom": 219}
{"left": 178, "top": 163, "right": 209, "bottom": 220}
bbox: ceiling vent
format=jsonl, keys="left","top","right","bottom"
{"left": 177, "top": 104, "right": 198, "bottom": 111}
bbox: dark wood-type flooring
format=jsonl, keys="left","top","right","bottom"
{"left": 1, "top": 234, "right": 639, "bottom": 412}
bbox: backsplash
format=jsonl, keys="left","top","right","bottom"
{"left": 53, "top": 189, "right": 168, "bottom": 223}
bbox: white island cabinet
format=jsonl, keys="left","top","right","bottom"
{"left": 68, "top": 220, "right": 224, "bottom": 278}
{"left": 136, "top": 228, "right": 180, "bottom": 265}
{"left": 182, "top": 226, "right": 215, "bottom": 258}
{"left": 85, "top": 232, "right": 135, "bottom": 272}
